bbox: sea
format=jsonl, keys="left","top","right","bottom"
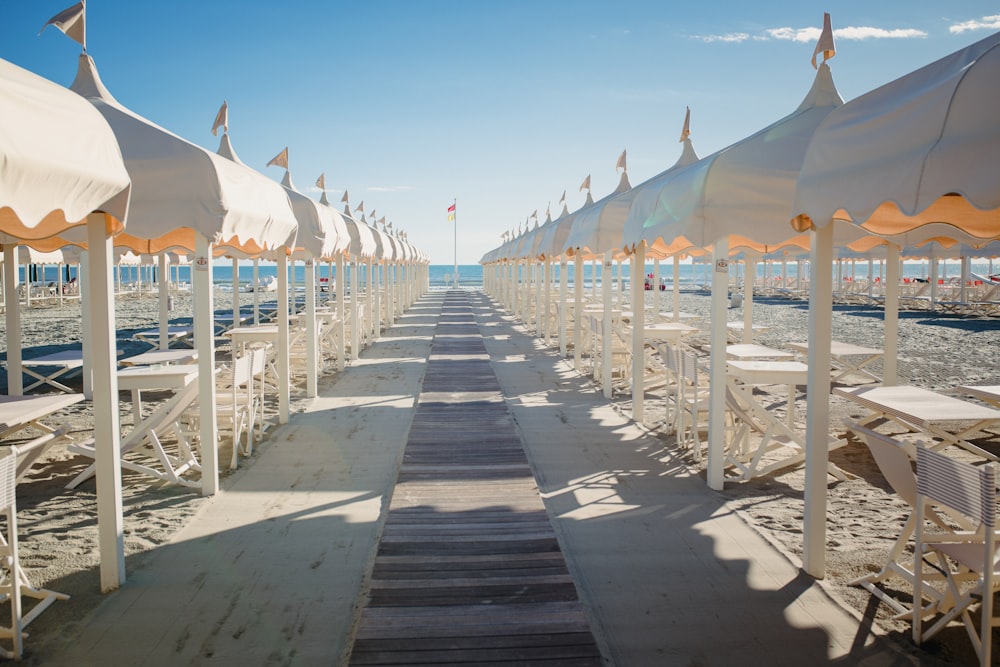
{"left": 16, "top": 260, "right": 1000, "bottom": 291}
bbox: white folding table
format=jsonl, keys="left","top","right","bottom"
{"left": 726, "top": 360, "right": 847, "bottom": 481}
{"left": 17, "top": 350, "right": 85, "bottom": 394}
{"left": 787, "top": 340, "right": 884, "bottom": 383}
{"left": 833, "top": 385, "right": 1000, "bottom": 462}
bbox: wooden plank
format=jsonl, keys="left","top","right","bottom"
{"left": 349, "top": 292, "right": 602, "bottom": 666}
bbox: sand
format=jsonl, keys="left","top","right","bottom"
{"left": 1, "top": 285, "right": 999, "bottom": 664}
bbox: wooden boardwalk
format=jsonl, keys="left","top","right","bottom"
{"left": 349, "top": 291, "right": 603, "bottom": 665}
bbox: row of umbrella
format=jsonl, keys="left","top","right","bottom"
{"left": 480, "top": 18, "right": 999, "bottom": 578}
{"left": 1, "top": 42, "right": 427, "bottom": 591}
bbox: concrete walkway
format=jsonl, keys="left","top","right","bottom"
{"left": 29, "top": 290, "right": 923, "bottom": 666}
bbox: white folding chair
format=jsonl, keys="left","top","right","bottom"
{"left": 67, "top": 377, "right": 205, "bottom": 489}
{"left": 677, "top": 350, "right": 711, "bottom": 464}
{"left": 0, "top": 452, "right": 69, "bottom": 659}
{"left": 847, "top": 423, "right": 971, "bottom": 616}
{"left": 913, "top": 446, "right": 999, "bottom": 666}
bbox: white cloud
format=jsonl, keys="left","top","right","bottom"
{"left": 767, "top": 27, "right": 820, "bottom": 43}
{"left": 696, "top": 32, "right": 750, "bottom": 43}
{"left": 367, "top": 185, "right": 416, "bottom": 192}
{"left": 697, "top": 24, "right": 927, "bottom": 44}
{"left": 950, "top": 15, "right": 1000, "bottom": 33}
{"left": 834, "top": 26, "right": 927, "bottom": 39}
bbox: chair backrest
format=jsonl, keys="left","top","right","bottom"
{"left": 916, "top": 446, "right": 996, "bottom": 528}
{"left": 661, "top": 344, "right": 679, "bottom": 375}
{"left": 848, "top": 423, "right": 917, "bottom": 507}
{"left": 0, "top": 453, "right": 15, "bottom": 511}
{"left": 232, "top": 353, "right": 253, "bottom": 388}
{"left": 681, "top": 350, "right": 700, "bottom": 386}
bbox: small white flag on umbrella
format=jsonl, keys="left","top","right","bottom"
{"left": 315, "top": 173, "right": 326, "bottom": 190}
{"left": 355, "top": 200, "right": 364, "bottom": 214}
{"left": 267, "top": 147, "right": 289, "bottom": 169}
{"left": 616, "top": 149, "right": 627, "bottom": 173}
{"left": 559, "top": 190, "right": 566, "bottom": 205}
{"left": 680, "top": 106, "right": 691, "bottom": 142}
{"left": 579, "top": 174, "right": 591, "bottom": 192}
{"left": 530, "top": 209, "right": 538, "bottom": 221}
{"left": 211, "top": 101, "right": 228, "bottom": 136}
{"left": 341, "top": 190, "right": 350, "bottom": 203}
{"left": 39, "top": 1, "right": 86, "bottom": 50}
{"left": 811, "top": 13, "right": 836, "bottom": 69}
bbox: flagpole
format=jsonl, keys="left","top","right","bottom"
{"left": 452, "top": 198, "right": 458, "bottom": 289}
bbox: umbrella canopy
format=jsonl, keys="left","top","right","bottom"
{"left": 0, "top": 57, "right": 129, "bottom": 242}
{"left": 564, "top": 171, "right": 633, "bottom": 258}
{"left": 793, "top": 30, "right": 1000, "bottom": 239}
{"left": 342, "top": 208, "right": 378, "bottom": 259}
{"left": 630, "top": 61, "right": 844, "bottom": 256}
{"left": 0, "top": 56, "right": 130, "bottom": 594}
{"left": 71, "top": 55, "right": 298, "bottom": 255}
{"left": 620, "top": 134, "right": 700, "bottom": 257}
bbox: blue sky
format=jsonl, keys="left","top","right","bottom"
{"left": 3, "top": 2, "right": 999, "bottom": 263}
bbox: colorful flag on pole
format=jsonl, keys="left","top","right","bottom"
{"left": 211, "top": 101, "right": 228, "bottom": 136}
{"left": 40, "top": 1, "right": 86, "bottom": 50}
{"left": 811, "top": 13, "right": 836, "bottom": 69}
{"left": 266, "top": 147, "right": 289, "bottom": 169}
{"left": 448, "top": 202, "right": 456, "bottom": 221}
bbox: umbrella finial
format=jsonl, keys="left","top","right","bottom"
{"left": 811, "top": 13, "right": 836, "bottom": 69}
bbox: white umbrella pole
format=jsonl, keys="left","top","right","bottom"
{"left": 351, "top": 258, "right": 360, "bottom": 360}
{"left": 742, "top": 252, "right": 756, "bottom": 343}
{"left": 305, "top": 256, "right": 318, "bottom": 398}
{"left": 883, "top": 244, "right": 900, "bottom": 385}
{"left": 602, "top": 251, "right": 613, "bottom": 400}
{"left": 80, "top": 253, "right": 93, "bottom": 399}
{"left": 193, "top": 234, "right": 219, "bottom": 497}
{"left": 803, "top": 223, "right": 834, "bottom": 578}
{"left": 672, "top": 256, "right": 680, "bottom": 318}
{"left": 591, "top": 258, "right": 598, "bottom": 302}
{"left": 336, "top": 253, "right": 345, "bottom": 372}
{"left": 277, "top": 253, "right": 290, "bottom": 423}
{"left": 3, "top": 247, "right": 21, "bottom": 395}
{"left": 231, "top": 257, "right": 240, "bottom": 328}
{"left": 158, "top": 254, "right": 169, "bottom": 350}
{"left": 252, "top": 259, "right": 261, "bottom": 325}
{"left": 707, "top": 239, "right": 729, "bottom": 491}
{"left": 559, "top": 258, "right": 568, "bottom": 356}
{"left": 87, "top": 213, "right": 125, "bottom": 590}
{"left": 573, "top": 254, "right": 583, "bottom": 372}
{"left": 650, "top": 258, "right": 659, "bottom": 320}
{"left": 543, "top": 259, "right": 552, "bottom": 346}
{"left": 631, "top": 243, "right": 645, "bottom": 421}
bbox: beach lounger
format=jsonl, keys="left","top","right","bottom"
{"left": 66, "top": 376, "right": 204, "bottom": 489}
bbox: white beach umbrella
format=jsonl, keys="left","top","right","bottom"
{"left": 791, "top": 29, "right": 1000, "bottom": 578}
{"left": 269, "top": 165, "right": 348, "bottom": 399}
{"left": 619, "top": 14, "right": 857, "bottom": 495}
{"left": 69, "top": 52, "right": 298, "bottom": 514}
{"left": 0, "top": 56, "right": 130, "bottom": 593}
